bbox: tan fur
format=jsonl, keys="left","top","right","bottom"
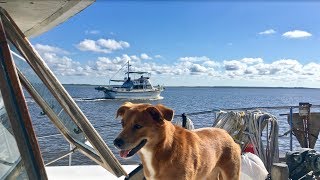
{"left": 115, "top": 102, "right": 241, "bottom": 180}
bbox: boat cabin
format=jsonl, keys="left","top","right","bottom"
{"left": 121, "top": 73, "right": 153, "bottom": 90}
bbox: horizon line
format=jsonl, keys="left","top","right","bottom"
{"left": 62, "top": 83, "right": 320, "bottom": 89}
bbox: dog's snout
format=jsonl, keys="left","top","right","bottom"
{"left": 114, "top": 138, "right": 124, "bottom": 148}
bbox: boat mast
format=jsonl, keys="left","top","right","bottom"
{"left": 127, "top": 61, "right": 131, "bottom": 80}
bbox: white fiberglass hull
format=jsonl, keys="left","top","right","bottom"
{"left": 104, "top": 89, "right": 162, "bottom": 99}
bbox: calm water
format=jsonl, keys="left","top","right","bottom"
{"left": 27, "top": 86, "right": 320, "bottom": 166}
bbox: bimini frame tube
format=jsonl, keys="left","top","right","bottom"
{"left": 289, "top": 107, "right": 293, "bottom": 151}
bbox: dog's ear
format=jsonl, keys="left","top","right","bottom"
{"left": 146, "top": 104, "right": 174, "bottom": 122}
{"left": 116, "top": 102, "right": 133, "bottom": 118}
{"left": 146, "top": 106, "right": 164, "bottom": 123}
{"left": 155, "top": 104, "right": 174, "bottom": 121}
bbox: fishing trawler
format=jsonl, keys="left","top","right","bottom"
{"left": 95, "top": 61, "right": 164, "bottom": 99}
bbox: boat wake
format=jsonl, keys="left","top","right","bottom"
{"left": 74, "top": 98, "right": 111, "bottom": 102}
{"left": 148, "top": 96, "right": 164, "bottom": 100}
{"left": 74, "top": 96, "right": 164, "bottom": 102}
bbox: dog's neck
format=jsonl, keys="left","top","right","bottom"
{"left": 138, "top": 121, "right": 176, "bottom": 179}
{"left": 139, "top": 148, "right": 155, "bottom": 179}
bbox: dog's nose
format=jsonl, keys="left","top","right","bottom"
{"left": 114, "top": 138, "right": 124, "bottom": 148}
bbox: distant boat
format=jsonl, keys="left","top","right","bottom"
{"left": 95, "top": 61, "right": 164, "bottom": 99}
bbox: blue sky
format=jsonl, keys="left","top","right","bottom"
{"left": 31, "top": 1, "right": 320, "bottom": 87}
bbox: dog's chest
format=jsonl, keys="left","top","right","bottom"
{"left": 140, "top": 149, "right": 156, "bottom": 179}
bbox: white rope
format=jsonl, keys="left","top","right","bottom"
{"left": 213, "top": 110, "right": 279, "bottom": 172}
{"left": 213, "top": 111, "right": 246, "bottom": 141}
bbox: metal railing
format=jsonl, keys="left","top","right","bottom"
{"left": 37, "top": 104, "right": 320, "bottom": 167}
{"left": 175, "top": 104, "right": 320, "bottom": 152}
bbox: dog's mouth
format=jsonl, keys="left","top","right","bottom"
{"left": 119, "top": 139, "right": 147, "bottom": 158}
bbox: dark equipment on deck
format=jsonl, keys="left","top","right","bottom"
{"left": 286, "top": 148, "right": 320, "bottom": 180}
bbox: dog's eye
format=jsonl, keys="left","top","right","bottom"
{"left": 133, "top": 124, "right": 143, "bottom": 130}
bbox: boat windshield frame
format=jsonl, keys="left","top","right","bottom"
{"left": 0, "top": 7, "right": 127, "bottom": 178}
{"left": 0, "top": 10, "right": 47, "bottom": 179}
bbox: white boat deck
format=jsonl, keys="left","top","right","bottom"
{"left": 46, "top": 165, "right": 138, "bottom": 180}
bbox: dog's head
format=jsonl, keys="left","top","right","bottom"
{"left": 113, "top": 102, "right": 174, "bottom": 158}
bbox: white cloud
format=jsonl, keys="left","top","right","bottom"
{"left": 241, "top": 58, "right": 263, "bottom": 65}
{"left": 282, "top": 30, "right": 312, "bottom": 39}
{"left": 244, "top": 66, "right": 258, "bottom": 75}
{"left": 141, "top": 53, "right": 152, "bottom": 60}
{"left": 95, "top": 57, "right": 122, "bottom": 73}
{"left": 77, "top": 39, "right": 110, "bottom": 53}
{"left": 76, "top": 38, "right": 130, "bottom": 53}
{"left": 224, "top": 60, "right": 247, "bottom": 71}
{"left": 154, "top": 55, "right": 163, "bottom": 59}
{"left": 203, "top": 60, "right": 220, "bottom": 68}
{"left": 216, "top": 57, "right": 320, "bottom": 84}
{"left": 179, "top": 56, "right": 210, "bottom": 62}
{"left": 258, "top": 29, "right": 276, "bottom": 35}
{"left": 178, "top": 57, "right": 221, "bottom": 72}
{"left": 302, "top": 62, "right": 320, "bottom": 75}
{"left": 112, "top": 56, "right": 129, "bottom": 65}
{"left": 97, "top": 39, "right": 130, "bottom": 50}
{"left": 239, "top": 58, "right": 302, "bottom": 76}
{"left": 34, "top": 43, "right": 89, "bottom": 76}
{"left": 85, "top": 30, "right": 100, "bottom": 35}
{"left": 189, "top": 64, "right": 207, "bottom": 74}
{"left": 130, "top": 55, "right": 140, "bottom": 61}
{"left": 34, "top": 44, "right": 69, "bottom": 54}
{"left": 33, "top": 45, "right": 320, "bottom": 87}
{"left": 269, "top": 59, "right": 302, "bottom": 74}
{"left": 121, "top": 54, "right": 131, "bottom": 62}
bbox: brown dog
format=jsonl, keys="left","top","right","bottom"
{"left": 114, "top": 102, "right": 241, "bottom": 180}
